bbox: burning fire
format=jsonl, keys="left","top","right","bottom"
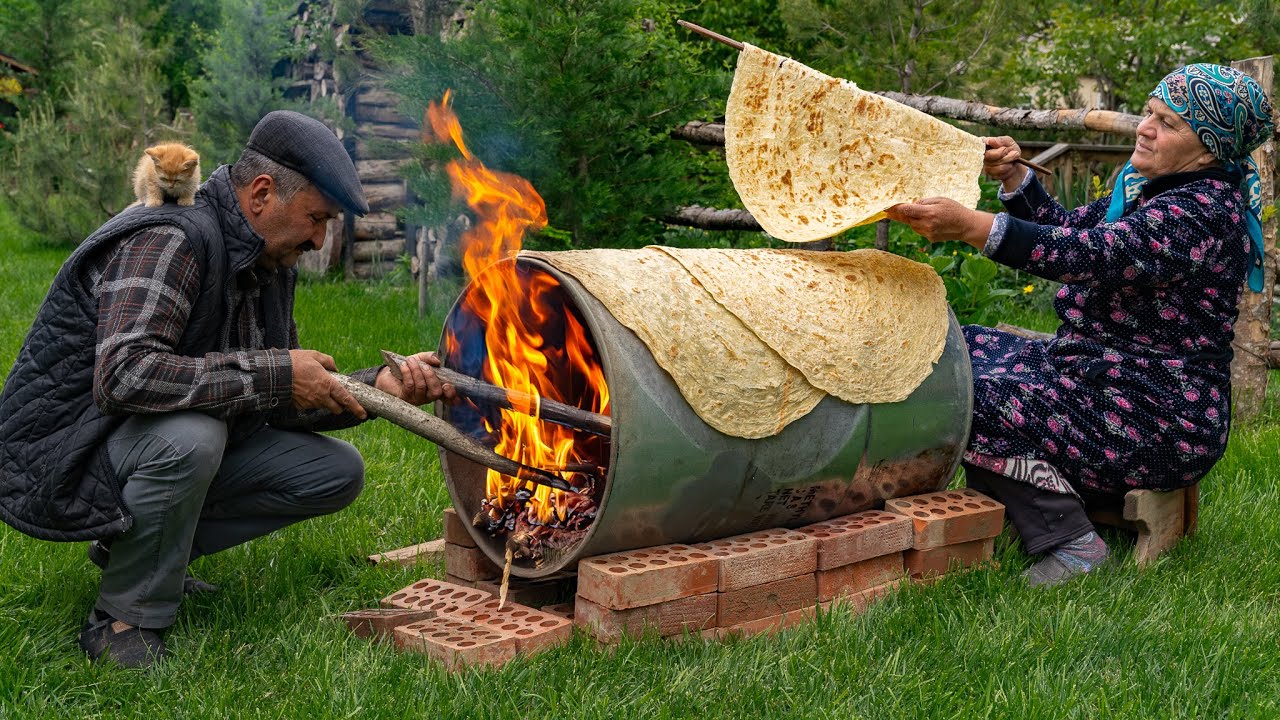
{"left": 429, "top": 91, "right": 610, "bottom": 536}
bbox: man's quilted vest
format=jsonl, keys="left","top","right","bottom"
{"left": 0, "top": 167, "right": 289, "bottom": 541}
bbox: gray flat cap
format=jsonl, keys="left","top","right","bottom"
{"left": 246, "top": 110, "right": 370, "bottom": 215}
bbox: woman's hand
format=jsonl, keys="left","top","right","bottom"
{"left": 983, "top": 136, "right": 1030, "bottom": 190}
{"left": 884, "top": 198, "right": 994, "bottom": 249}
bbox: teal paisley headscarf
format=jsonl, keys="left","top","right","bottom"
{"left": 1106, "top": 64, "right": 1276, "bottom": 291}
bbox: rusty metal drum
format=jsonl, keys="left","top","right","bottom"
{"left": 439, "top": 255, "right": 973, "bottom": 578}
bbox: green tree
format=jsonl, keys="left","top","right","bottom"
{"left": 777, "top": 0, "right": 1046, "bottom": 99}
{"left": 189, "top": 0, "right": 308, "bottom": 167}
{"left": 377, "top": 0, "right": 734, "bottom": 248}
{"left": 3, "top": 17, "right": 175, "bottom": 245}
{"left": 1002, "top": 0, "right": 1264, "bottom": 112}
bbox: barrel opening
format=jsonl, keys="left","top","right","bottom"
{"left": 440, "top": 258, "right": 612, "bottom": 575}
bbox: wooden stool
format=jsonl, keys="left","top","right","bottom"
{"left": 1086, "top": 484, "right": 1199, "bottom": 566}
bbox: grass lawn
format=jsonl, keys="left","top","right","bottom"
{"left": 2, "top": 206, "right": 1279, "bottom": 718}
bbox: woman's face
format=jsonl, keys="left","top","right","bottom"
{"left": 1130, "top": 98, "right": 1218, "bottom": 179}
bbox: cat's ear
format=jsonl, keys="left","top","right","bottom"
{"left": 182, "top": 159, "right": 197, "bottom": 170}
{"left": 145, "top": 148, "right": 161, "bottom": 162}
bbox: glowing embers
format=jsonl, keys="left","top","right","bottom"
{"left": 429, "top": 91, "right": 610, "bottom": 565}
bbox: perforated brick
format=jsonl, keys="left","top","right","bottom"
{"left": 343, "top": 608, "right": 435, "bottom": 640}
{"left": 717, "top": 573, "right": 817, "bottom": 627}
{"left": 380, "top": 577, "right": 492, "bottom": 613}
{"left": 575, "top": 593, "right": 717, "bottom": 643}
{"left": 693, "top": 528, "right": 817, "bottom": 592}
{"left": 443, "top": 599, "right": 573, "bottom": 653}
{"left": 885, "top": 489, "right": 1005, "bottom": 550}
{"left": 541, "top": 601, "right": 576, "bottom": 620}
{"left": 816, "top": 552, "right": 904, "bottom": 602}
{"left": 903, "top": 537, "right": 995, "bottom": 578}
{"left": 819, "top": 578, "right": 906, "bottom": 614}
{"left": 393, "top": 616, "right": 517, "bottom": 668}
{"left": 797, "top": 510, "right": 914, "bottom": 569}
{"left": 443, "top": 507, "right": 477, "bottom": 548}
{"left": 577, "top": 544, "right": 717, "bottom": 610}
{"left": 445, "top": 542, "right": 502, "bottom": 581}
{"left": 705, "top": 605, "right": 816, "bottom": 640}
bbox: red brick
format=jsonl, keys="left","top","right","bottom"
{"left": 816, "top": 552, "right": 904, "bottom": 602}
{"left": 381, "top": 577, "right": 492, "bottom": 613}
{"left": 445, "top": 542, "right": 502, "bottom": 581}
{"left": 367, "top": 539, "right": 445, "bottom": 566}
{"left": 541, "top": 601, "right": 576, "bottom": 620}
{"left": 717, "top": 573, "right": 817, "bottom": 627}
{"left": 903, "top": 537, "right": 995, "bottom": 579}
{"left": 393, "top": 616, "right": 517, "bottom": 668}
{"left": 693, "top": 529, "right": 817, "bottom": 591}
{"left": 797, "top": 510, "right": 913, "bottom": 569}
{"left": 885, "top": 489, "right": 1005, "bottom": 550}
{"left": 577, "top": 544, "right": 717, "bottom": 610}
{"left": 343, "top": 608, "right": 436, "bottom": 640}
{"left": 442, "top": 599, "right": 573, "bottom": 653}
{"left": 473, "top": 573, "right": 576, "bottom": 608}
{"left": 819, "top": 579, "right": 906, "bottom": 614}
{"left": 444, "top": 573, "right": 476, "bottom": 588}
{"left": 442, "top": 507, "right": 477, "bottom": 548}
{"left": 704, "top": 605, "right": 816, "bottom": 640}
{"left": 575, "top": 593, "right": 717, "bottom": 642}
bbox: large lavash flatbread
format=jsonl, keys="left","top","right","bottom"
{"left": 657, "top": 248, "right": 948, "bottom": 405}
{"left": 726, "top": 43, "right": 984, "bottom": 242}
{"left": 524, "top": 248, "right": 824, "bottom": 439}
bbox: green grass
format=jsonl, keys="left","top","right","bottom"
{"left": 2, "top": 205, "right": 1279, "bottom": 718}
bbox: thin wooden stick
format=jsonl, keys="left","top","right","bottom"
{"left": 678, "top": 19, "right": 1056, "bottom": 178}
{"left": 331, "top": 373, "right": 584, "bottom": 494}
{"left": 381, "top": 350, "right": 612, "bottom": 437}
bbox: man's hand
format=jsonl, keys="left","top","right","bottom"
{"left": 375, "top": 351, "right": 458, "bottom": 406}
{"left": 884, "top": 198, "right": 994, "bottom": 249}
{"left": 983, "top": 136, "right": 1030, "bottom": 190}
{"left": 289, "top": 349, "right": 367, "bottom": 419}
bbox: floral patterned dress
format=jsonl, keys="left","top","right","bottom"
{"left": 963, "top": 168, "right": 1250, "bottom": 496}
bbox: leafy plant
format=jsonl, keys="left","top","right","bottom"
{"left": 929, "top": 252, "right": 1019, "bottom": 325}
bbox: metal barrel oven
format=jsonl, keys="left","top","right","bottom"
{"left": 439, "top": 255, "right": 973, "bottom": 578}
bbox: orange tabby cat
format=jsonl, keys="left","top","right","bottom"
{"left": 132, "top": 142, "right": 201, "bottom": 207}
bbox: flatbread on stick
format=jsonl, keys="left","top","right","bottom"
{"left": 726, "top": 43, "right": 984, "bottom": 242}
{"left": 526, "top": 248, "right": 824, "bottom": 439}
{"left": 657, "top": 248, "right": 949, "bottom": 406}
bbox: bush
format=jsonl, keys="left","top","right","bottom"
{"left": 2, "top": 18, "right": 177, "bottom": 246}
{"left": 377, "top": 0, "right": 735, "bottom": 249}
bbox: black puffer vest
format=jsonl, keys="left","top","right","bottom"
{"left": 0, "top": 166, "right": 293, "bottom": 541}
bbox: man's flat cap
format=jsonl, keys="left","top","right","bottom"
{"left": 246, "top": 110, "right": 370, "bottom": 215}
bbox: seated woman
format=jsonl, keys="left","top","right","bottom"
{"left": 886, "top": 64, "right": 1274, "bottom": 587}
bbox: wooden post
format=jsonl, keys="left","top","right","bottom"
{"left": 1230, "top": 56, "right": 1276, "bottom": 422}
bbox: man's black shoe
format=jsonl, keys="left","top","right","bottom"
{"left": 78, "top": 609, "right": 167, "bottom": 669}
{"left": 87, "top": 541, "right": 220, "bottom": 595}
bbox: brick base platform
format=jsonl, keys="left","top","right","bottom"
{"left": 346, "top": 490, "right": 1005, "bottom": 671}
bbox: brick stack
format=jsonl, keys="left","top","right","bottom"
{"left": 883, "top": 488, "right": 1004, "bottom": 580}
{"left": 345, "top": 489, "right": 1006, "bottom": 667}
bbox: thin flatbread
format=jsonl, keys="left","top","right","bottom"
{"left": 726, "top": 43, "right": 984, "bottom": 242}
{"left": 658, "top": 248, "right": 948, "bottom": 405}
{"left": 524, "top": 248, "right": 824, "bottom": 438}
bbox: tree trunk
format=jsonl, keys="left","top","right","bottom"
{"left": 664, "top": 205, "right": 762, "bottom": 232}
{"left": 1229, "top": 56, "right": 1276, "bottom": 422}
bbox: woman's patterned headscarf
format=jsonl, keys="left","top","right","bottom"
{"left": 1106, "top": 64, "right": 1275, "bottom": 291}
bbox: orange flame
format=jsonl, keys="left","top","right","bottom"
{"left": 429, "top": 91, "right": 609, "bottom": 525}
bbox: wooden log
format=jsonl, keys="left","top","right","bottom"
{"left": 664, "top": 205, "right": 762, "bottom": 232}
{"left": 356, "top": 159, "right": 409, "bottom": 183}
{"left": 330, "top": 374, "right": 584, "bottom": 493}
{"left": 381, "top": 350, "right": 612, "bottom": 437}
{"left": 355, "top": 121, "right": 422, "bottom": 142}
{"left": 352, "top": 137, "right": 414, "bottom": 160}
{"left": 351, "top": 260, "right": 393, "bottom": 280}
{"left": 354, "top": 87, "right": 400, "bottom": 108}
{"left": 354, "top": 103, "right": 414, "bottom": 125}
{"left": 672, "top": 95, "right": 1143, "bottom": 150}
{"left": 363, "top": 181, "right": 408, "bottom": 211}
{"left": 353, "top": 212, "right": 400, "bottom": 241}
{"left": 368, "top": 539, "right": 446, "bottom": 566}
{"left": 352, "top": 238, "right": 405, "bottom": 262}
{"left": 1229, "top": 55, "right": 1275, "bottom": 422}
